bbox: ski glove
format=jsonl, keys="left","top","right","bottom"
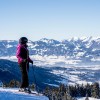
{"left": 30, "top": 60, "right": 33, "bottom": 64}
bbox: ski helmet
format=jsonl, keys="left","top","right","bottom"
{"left": 19, "top": 37, "right": 28, "bottom": 44}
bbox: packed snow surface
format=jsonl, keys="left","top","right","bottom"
{"left": 77, "top": 97, "right": 100, "bottom": 100}
{"left": 0, "top": 88, "right": 48, "bottom": 100}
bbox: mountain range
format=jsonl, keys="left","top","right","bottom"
{"left": 0, "top": 37, "right": 100, "bottom": 88}
{"left": 0, "top": 37, "right": 100, "bottom": 63}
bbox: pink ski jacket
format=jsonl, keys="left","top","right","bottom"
{"left": 16, "top": 44, "right": 32, "bottom": 64}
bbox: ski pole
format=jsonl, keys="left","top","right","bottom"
{"left": 31, "top": 64, "right": 38, "bottom": 93}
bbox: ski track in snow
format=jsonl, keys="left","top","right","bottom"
{"left": 0, "top": 88, "right": 49, "bottom": 100}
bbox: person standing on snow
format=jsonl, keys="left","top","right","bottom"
{"left": 16, "top": 37, "right": 33, "bottom": 92}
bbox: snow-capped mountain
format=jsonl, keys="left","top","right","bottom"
{"left": 0, "top": 37, "right": 100, "bottom": 64}
{"left": 0, "top": 37, "right": 100, "bottom": 90}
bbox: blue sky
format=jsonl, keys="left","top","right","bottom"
{"left": 0, "top": 0, "right": 100, "bottom": 41}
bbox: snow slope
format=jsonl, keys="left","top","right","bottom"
{"left": 0, "top": 88, "right": 100, "bottom": 100}
{"left": 77, "top": 97, "right": 100, "bottom": 100}
{"left": 0, "top": 88, "right": 48, "bottom": 100}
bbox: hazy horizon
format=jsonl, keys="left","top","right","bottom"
{"left": 0, "top": 36, "right": 99, "bottom": 41}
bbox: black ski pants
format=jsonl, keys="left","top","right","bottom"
{"left": 19, "top": 62, "right": 29, "bottom": 88}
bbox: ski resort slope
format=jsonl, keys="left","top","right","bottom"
{"left": 0, "top": 88, "right": 49, "bottom": 100}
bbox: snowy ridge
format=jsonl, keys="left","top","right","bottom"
{"left": 0, "top": 88, "right": 48, "bottom": 100}
{"left": 0, "top": 37, "right": 99, "bottom": 60}
{"left": 0, "top": 37, "right": 99, "bottom": 62}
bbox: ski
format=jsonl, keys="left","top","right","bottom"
{"left": 18, "top": 90, "right": 43, "bottom": 96}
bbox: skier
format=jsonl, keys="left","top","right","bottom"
{"left": 16, "top": 37, "right": 33, "bottom": 93}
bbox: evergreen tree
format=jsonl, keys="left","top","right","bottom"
{"left": 43, "top": 82, "right": 100, "bottom": 99}
{"left": 30, "top": 83, "right": 35, "bottom": 91}
{"left": 91, "top": 82, "right": 100, "bottom": 98}
{"left": 85, "top": 83, "right": 91, "bottom": 97}
{"left": 9, "top": 79, "right": 15, "bottom": 87}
